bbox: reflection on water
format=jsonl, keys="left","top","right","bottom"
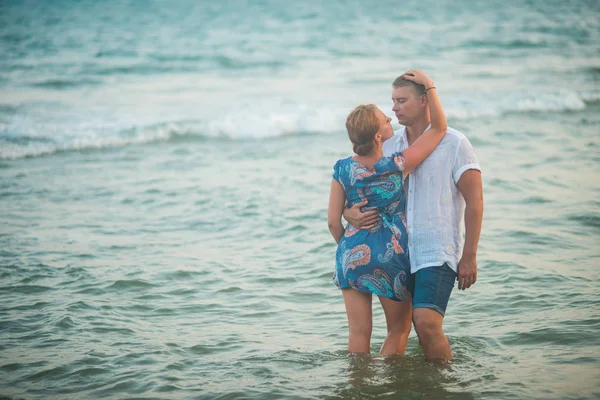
{"left": 331, "top": 352, "right": 476, "bottom": 400}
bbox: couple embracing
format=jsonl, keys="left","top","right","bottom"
{"left": 328, "top": 69, "right": 483, "bottom": 361}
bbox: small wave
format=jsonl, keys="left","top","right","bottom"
{"left": 569, "top": 213, "right": 600, "bottom": 230}
{"left": 0, "top": 104, "right": 348, "bottom": 159}
{"left": 106, "top": 279, "right": 156, "bottom": 291}
{"left": 2, "top": 89, "right": 598, "bottom": 160}
{"left": 159, "top": 270, "right": 203, "bottom": 280}
{"left": 90, "top": 52, "right": 282, "bottom": 75}
{"left": 90, "top": 63, "right": 198, "bottom": 76}
{"left": 95, "top": 49, "right": 139, "bottom": 58}
{"left": 147, "top": 53, "right": 205, "bottom": 62}
{"left": 213, "top": 55, "right": 285, "bottom": 70}
{"left": 55, "top": 316, "right": 77, "bottom": 329}
{"left": 188, "top": 344, "right": 218, "bottom": 355}
{"left": 447, "top": 90, "right": 594, "bottom": 120}
{"left": 515, "top": 92, "right": 586, "bottom": 112}
{"left": 25, "top": 365, "right": 71, "bottom": 381}
{"left": 459, "top": 38, "right": 549, "bottom": 50}
{"left": 0, "top": 104, "right": 18, "bottom": 114}
{"left": 0, "top": 123, "right": 202, "bottom": 160}
{"left": 31, "top": 78, "right": 103, "bottom": 89}
{"left": 580, "top": 91, "right": 600, "bottom": 103}
{"left": 583, "top": 66, "right": 600, "bottom": 79}
{"left": 1, "top": 285, "right": 53, "bottom": 294}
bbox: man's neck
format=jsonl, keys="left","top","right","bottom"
{"left": 405, "top": 118, "right": 432, "bottom": 146}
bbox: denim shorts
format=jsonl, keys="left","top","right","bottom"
{"left": 412, "top": 263, "right": 457, "bottom": 316}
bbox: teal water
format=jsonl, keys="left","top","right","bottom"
{"left": 1, "top": 1, "right": 599, "bottom": 399}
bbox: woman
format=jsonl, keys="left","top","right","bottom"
{"left": 328, "top": 69, "right": 447, "bottom": 355}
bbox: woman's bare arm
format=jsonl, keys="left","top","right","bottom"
{"left": 328, "top": 179, "right": 346, "bottom": 243}
{"left": 399, "top": 69, "right": 448, "bottom": 177}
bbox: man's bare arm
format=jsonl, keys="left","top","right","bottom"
{"left": 342, "top": 200, "right": 380, "bottom": 230}
{"left": 456, "top": 169, "right": 483, "bottom": 290}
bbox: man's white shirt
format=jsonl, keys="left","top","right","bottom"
{"left": 382, "top": 127, "right": 481, "bottom": 274}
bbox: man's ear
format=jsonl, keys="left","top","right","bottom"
{"left": 421, "top": 93, "right": 428, "bottom": 107}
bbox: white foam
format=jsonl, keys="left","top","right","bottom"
{"left": 443, "top": 90, "right": 592, "bottom": 120}
{"left": 0, "top": 123, "right": 190, "bottom": 160}
{"left": 205, "top": 105, "right": 347, "bottom": 139}
{"left": 1, "top": 91, "right": 596, "bottom": 160}
{"left": 580, "top": 91, "right": 600, "bottom": 102}
{"left": 0, "top": 106, "right": 350, "bottom": 159}
{"left": 515, "top": 92, "right": 586, "bottom": 112}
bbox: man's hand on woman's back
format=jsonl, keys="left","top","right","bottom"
{"left": 342, "top": 200, "right": 380, "bottom": 230}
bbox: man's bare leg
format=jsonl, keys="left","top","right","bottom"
{"left": 413, "top": 308, "right": 452, "bottom": 361}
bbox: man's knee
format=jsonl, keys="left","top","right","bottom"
{"left": 413, "top": 309, "right": 443, "bottom": 341}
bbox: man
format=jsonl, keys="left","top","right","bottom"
{"left": 343, "top": 74, "right": 483, "bottom": 361}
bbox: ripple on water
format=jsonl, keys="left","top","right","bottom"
{"left": 501, "top": 325, "right": 600, "bottom": 347}
{"left": 568, "top": 212, "right": 600, "bottom": 230}
{"left": 307, "top": 241, "right": 337, "bottom": 254}
{"left": 54, "top": 316, "right": 77, "bottom": 329}
{"left": 4, "top": 301, "right": 51, "bottom": 312}
{"left": 164, "top": 287, "right": 198, "bottom": 296}
{"left": 133, "top": 293, "right": 169, "bottom": 301}
{"left": 65, "top": 300, "right": 97, "bottom": 312}
{"left": 90, "top": 326, "right": 137, "bottom": 336}
{"left": 523, "top": 196, "right": 553, "bottom": 204}
{"left": 0, "top": 3, "right": 599, "bottom": 399}
{"left": 0, "top": 285, "right": 54, "bottom": 294}
{"left": 21, "top": 365, "right": 71, "bottom": 382}
{"left": 105, "top": 279, "right": 157, "bottom": 291}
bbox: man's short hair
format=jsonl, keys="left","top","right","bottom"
{"left": 392, "top": 76, "right": 426, "bottom": 96}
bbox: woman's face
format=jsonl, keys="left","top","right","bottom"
{"left": 376, "top": 108, "right": 394, "bottom": 141}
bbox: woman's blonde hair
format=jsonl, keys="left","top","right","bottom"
{"left": 345, "top": 104, "right": 379, "bottom": 156}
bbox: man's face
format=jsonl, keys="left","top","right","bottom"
{"left": 391, "top": 85, "right": 426, "bottom": 126}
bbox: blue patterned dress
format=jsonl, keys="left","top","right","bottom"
{"left": 332, "top": 152, "right": 412, "bottom": 301}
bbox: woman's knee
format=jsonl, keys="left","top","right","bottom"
{"left": 349, "top": 322, "right": 372, "bottom": 338}
{"left": 387, "top": 319, "right": 411, "bottom": 336}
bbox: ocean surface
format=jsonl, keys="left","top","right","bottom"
{"left": 1, "top": 0, "right": 599, "bottom": 399}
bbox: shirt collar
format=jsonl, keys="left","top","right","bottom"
{"left": 398, "top": 127, "right": 408, "bottom": 146}
{"left": 399, "top": 123, "right": 434, "bottom": 145}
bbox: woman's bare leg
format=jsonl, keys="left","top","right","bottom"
{"left": 378, "top": 296, "right": 412, "bottom": 356}
{"left": 342, "top": 289, "right": 373, "bottom": 354}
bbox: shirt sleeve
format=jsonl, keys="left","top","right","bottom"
{"left": 452, "top": 137, "right": 481, "bottom": 184}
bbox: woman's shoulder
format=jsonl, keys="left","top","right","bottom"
{"left": 334, "top": 155, "right": 353, "bottom": 164}
{"left": 333, "top": 156, "right": 354, "bottom": 170}
{"left": 332, "top": 156, "right": 353, "bottom": 182}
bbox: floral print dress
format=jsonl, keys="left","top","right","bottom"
{"left": 332, "top": 152, "right": 412, "bottom": 301}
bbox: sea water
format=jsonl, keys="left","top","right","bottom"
{"left": 1, "top": 1, "right": 599, "bottom": 399}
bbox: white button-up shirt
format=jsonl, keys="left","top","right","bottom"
{"left": 383, "top": 126, "right": 481, "bottom": 273}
